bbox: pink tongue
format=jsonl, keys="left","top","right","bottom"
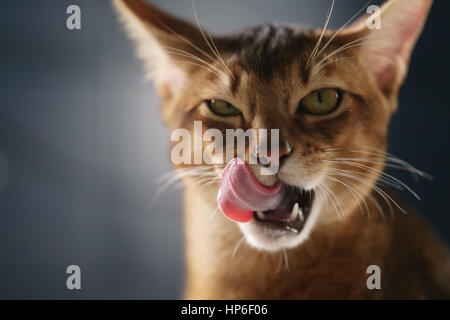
{"left": 217, "top": 158, "right": 284, "bottom": 222}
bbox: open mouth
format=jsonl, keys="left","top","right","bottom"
{"left": 254, "top": 187, "right": 315, "bottom": 234}
{"left": 217, "top": 158, "right": 315, "bottom": 235}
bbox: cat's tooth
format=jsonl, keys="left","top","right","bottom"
{"left": 299, "top": 208, "right": 305, "bottom": 222}
{"left": 257, "top": 211, "right": 266, "bottom": 220}
{"left": 289, "top": 203, "right": 299, "bottom": 221}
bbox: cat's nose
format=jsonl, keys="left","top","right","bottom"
{"left": 257, "top": 141, "right": 292, "bottom": 168}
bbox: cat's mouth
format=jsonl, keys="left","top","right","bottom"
{"left": 217, "top": 158, "right": 320, "bottom": 250}
{"left": 253, "top": 187, "right": 315, "bottom": 234}
{"left": 217, "top": 158, "right": 315, "bottom": 234}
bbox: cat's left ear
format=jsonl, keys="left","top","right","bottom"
{"left": 346, "top": 0, "right": 433, "bottom": 110}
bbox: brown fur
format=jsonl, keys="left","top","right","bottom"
{"left": 184, "top": 186, "right": 449, "bottom": 299}
{"left": 185, "top": 184, "right": 450, "bottom": 299}
{"left": 114, "top": 0, "right": 450, "bottom": 299}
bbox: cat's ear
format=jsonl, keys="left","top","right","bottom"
{"left": 346, "top": 0, "right": 432, "bottom": 109}
{"left": 113, "top": 0, "right": 209, "bottom": 99}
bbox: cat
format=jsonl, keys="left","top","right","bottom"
{"left": 114, "top": 0, "right": 450, "bottom": 299}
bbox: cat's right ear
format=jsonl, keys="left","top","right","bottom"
{"left": 113, "top": 0, "right": 208, "bottom": 100}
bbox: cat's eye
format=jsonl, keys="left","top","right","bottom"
{"left": 206, "top": 99, "right": 241, "bottom": 117}
{"left": 299, "top": 88, "right": 341, "bottom": 115}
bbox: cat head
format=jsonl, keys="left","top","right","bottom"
{"left": 114, "top": 0, "right": 432, "bottom": 251}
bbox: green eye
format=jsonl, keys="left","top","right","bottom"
{"left": 206, "top": 99, "right": 241, "bottom": 117}
{"left": 299, "top": 88, "right": 341, "bottom": 115}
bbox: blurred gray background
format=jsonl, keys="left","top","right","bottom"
{"left": 0, "top": 0, "right": 449, "bottom": 299}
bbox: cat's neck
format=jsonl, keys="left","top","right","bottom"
{"left": 182, "top": 183, "right": 392, "bottom": 299}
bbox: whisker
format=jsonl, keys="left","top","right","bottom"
{"left": 156, "top": 167, "right": 217, "bottom": 186}
{"left": 323, "top": 174, "right": 371, "bottom": 218}
{"left": 326, "top": 159, "right": 421, "bottom": 200}
{"left": 315, "top": 0, "right": 373, "bottom": 60}
{"left": 367, "top": 193, "right": 386, "bottom": 220}
{"left": 151, "top": 167, "right": 219, "bottom": 207}
{"left": 175, "top": 175, "right": 216, "bottom": 191}
{"left": 313, "top": 33, "right": 386, "bottom": 75}
{"left": 327, "top": 168, "right": 396, "bottom": 217}
{"left": 156, "top": 166, "right": 215, "bottom": 183}
{"left": 283, "top": 249, "right": 290, "bottom": 270}
{"left": 163, "top": 45, "right": 227, "bottom": 78}
{"left": 170, "top": 57, "right": 226, "bottom": 79}
{"left": 364, "top": 146, "right": 433, "bottom": 180}
{"left": 191, "top": 0, "right": 235, "bottom": 80}
{"left": 276, "top": 252, "right": 283, "bottom": 274}
{"left": 231, "top": 236, "right": 246, "bottom": 259}
{"left": 208, "top": 206, "right": 220, "bottom": 221}
{"left": 323, "top": 147, "right": 432, "bottom": 180}
{"left": 326, "top": 168, "right": 404, "bottom": 216}
{"left": 307, "top": 0, "right": 335, "bottom": 66}
{"left": 145, "top": 9, "right": 218, "bottom": 64}
{"left": 317, "top": 183, "right": 344, "bottom": 221}
{"left": 312, "top": 56, "right": 357, "bottom": 73}
{"left": 329, "top": 157, "right": 428, "bottom": 177}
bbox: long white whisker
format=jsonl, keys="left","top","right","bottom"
{"left": 317, "top": 183, "right": 344, "bottom": 221}
{"left": 232, "top": 236, "right": 246, "bottom": 259}
{"left": 323, "top": 147, "right": 432, "bottom": 180}
{"left": 325, "top": 161, "right": 405, "bottom": 190}
{"left": 191, "top": 0, "right": 234, "bottom": 80}
{"left": 313, "top": 33, "right": 386, "bottom": 74}
{"left": 208, "top": 206, "right": 220, "bottom": 221}
{"left": 367, "top": 193, "right": 386, "bottom": 220}
{"left": 157, "top": 166, "right": 216, "bottom": 183}
{"left": 315, "top": 0, "right": 373, "bottom": 59}
{"left": 163, "top": 45, "right": 227, "bottom": 78}
{"left": 307, "top": 0, "right": 335, "bottom": 66}
{"left": 151, "top": 167, "right": 218, "bottom": 207}
{"left": 327, "top": 160, "right": 421, "bottom": 200}
{"left": 171, "top": 58, "right": 225, "bottom": 79}
{"left": 327, "top": 168, "right": 396, "bottom": 217}
{"left": 146, "top": 9, "right": 217, "bottom": 64}
{"left": 327, "top": 168, "right": 404, "bottom": 216}
{"left": 283, "top": 249, "right": 290, "bottom": 270}
{"left": 329, "top": 157, "right": 428, "bottom": 177}
{"left": 323, "top": 174, "right": 371, "bottom": 218}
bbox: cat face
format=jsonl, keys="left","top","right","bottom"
{"left": 115, "top": 0, "right": 432, "bottom": 251}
